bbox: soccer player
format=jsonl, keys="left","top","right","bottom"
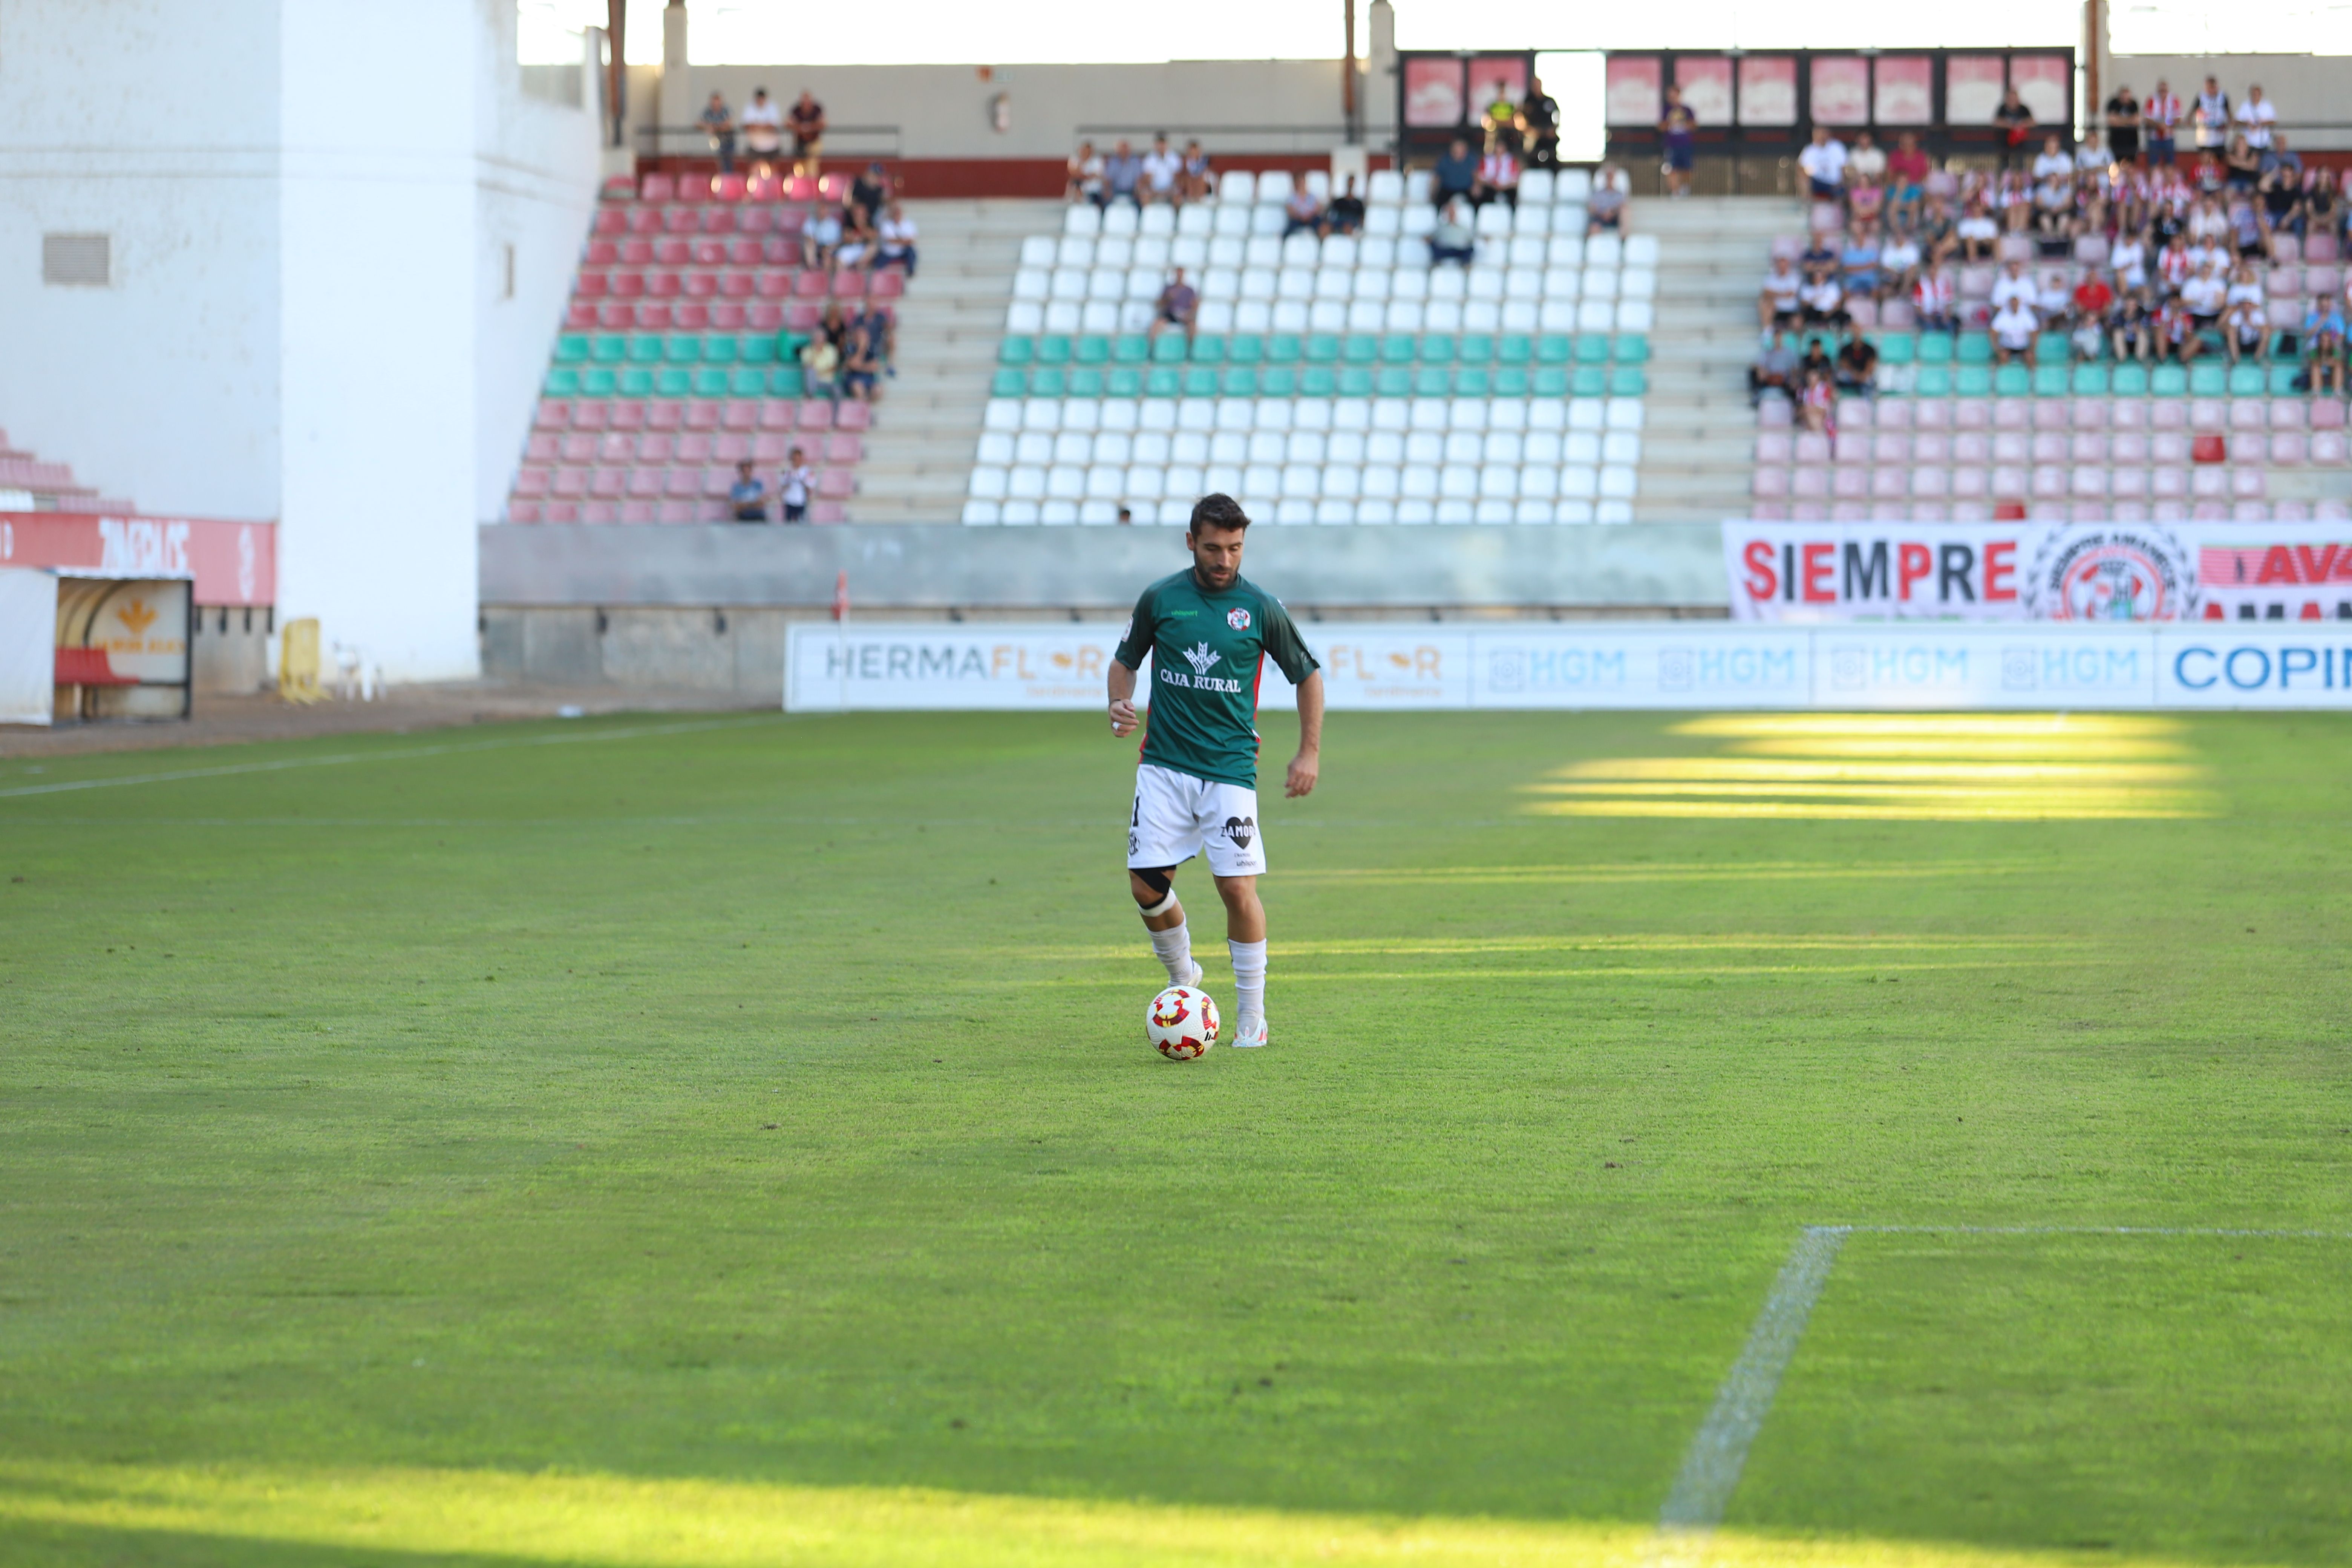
{"left": 1109, "top": 495, "right": 1323, "bottom": 1049}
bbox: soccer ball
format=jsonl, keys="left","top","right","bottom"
{"left": 1147, "top": 985, "right": 1219, "bottom": 1060}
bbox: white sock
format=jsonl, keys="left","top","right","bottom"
{"left": 1229, "top": 938, "right": 1267, "bottom": 1027}
{"left": 1148, "top": 919, "right": 1193, "bottom": 983}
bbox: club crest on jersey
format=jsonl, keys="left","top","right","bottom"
{"left": 1227, "top": 607, "right": 1252, "bottom": 631}
{"left": 1181, "top": 640, "right": 1220, "bottom": 675}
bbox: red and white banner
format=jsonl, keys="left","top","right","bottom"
{"left": 2194, "top": 533, "right": 2352, "bottom": 622}
{"left": 1725, "top": 521, "right": 2207, "bottom": 622}
{"left": 0, "top": 512, "right": 274, "bottom": 606}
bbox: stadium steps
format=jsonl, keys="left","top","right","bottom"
{"left": 0, "top": 429, "right": 132, "bottom": 513}
{"left": 848, "top": 198, "right": 1064, "bottom": 523}
{"left": 1624, "top": 197, "right": 1795, "bottom": 524}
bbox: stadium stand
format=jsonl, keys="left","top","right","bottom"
{"left": 0, "top": 429, "right": 136, "bottom": 514}
{"left": 511, "top": 172, "right": 898, "bottom": 524}
{"left": 964, "top": 168, "right": 1664, "bottom": 524}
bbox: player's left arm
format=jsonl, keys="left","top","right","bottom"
{"left": 1287, "top": 671, "right": 1323, "bottom": 799}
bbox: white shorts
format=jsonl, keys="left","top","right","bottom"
{"left": 1127, "top": 763, "right": 1266, "bottom": 878}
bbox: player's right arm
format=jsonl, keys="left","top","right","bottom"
{"left": 1108, "top": 659, "right": 1139, "bottom": 737}
{"left": 1109, "top": 582, "right": 1156, "bottom": 738}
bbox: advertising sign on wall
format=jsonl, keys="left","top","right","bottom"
{"left": 1724, "top": 521, "right": 2208, "bottom": 622}
{"left": 0, "top": 513, "right": 275, "bottom": 606}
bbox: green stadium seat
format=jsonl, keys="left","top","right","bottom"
{"left": 1955, "top": 332, "right": 1993, "bottom": 365}
{"left": 2226, "top": 364, "right": 2265, "bottom": 397}
{"left": 1260, "top": 364, "right": 1299, "bottom": 397}
{"left": 553, "top": 334, "right": 588, "bottom": 364}
{"left": 1267, "top": 333, "right": 1303, "bottom": 364}
{"left": 1151, "top": 334, "right": 1188, "bottom": 364}
{"left": 1298, "top": 365, "right": 1337, "bottom": 397}
{"left": 2188, "top": 363, "right": 2226, "bottom": 397}
{"left": 2110, "top": 363, "right": 2150, "bottom": 395}
{"left": 1457, "top": 333, "right": 1494, "bottom": 364}
{"left": 628, "top": 334, "right": 664, "bottom": 364}
{"left": 1190, "top": 334, "right": 1226, "bottom": 364}
{"left": 1453, "top": 366, "right": 1491, "bottom": 396}
{"left": 1496, "top": 334, "right": 1533, "bottom": 365}
{"left": 1074, "top": 335, "right": 1110, "bottom": 365}
{"left": 1181, "top": 366, "right": 1217, "bottom": 397}
{"left": 2269, "top": 363, "right": 2303, "bottom": 395}
{"left": 2149, "top": 363, "right": 2188, "bottom": 396}
{"left": 1531, "top": 366, "right": 1570, "bottom": 397}
{"left": 1614, "top": 334, "right": 1651, "bottom": 364}
{"left": 779, "top": 332, "right": 811, "bottom": 362}
{"left": 1536, "top": 334, "right": 1572, "bottom": 364}
{"left": 2030, "top": 364, "right": 2068, "bottom": 397}
{"left": 1913, "top": 365, "right": 1954, "bottom": 397}
{"left": 1227, "top": 333, "right": 1265, "bottom": 364}
{"left": 664, "top": 334, "right": 701, "bottom": 364}
{"left": 1028, "top": 366, "right": 1067, "bottom": 397}
{"left": 1337, "top": 366, "right": 1375, "bottom": 397}
{"left": 1570, "top": 365, "right": 1607, "bottom": 397}
{"left": 1036, "top": 334, "right": 1073, "bottom": 366}
{"left": 649, "top": 368, "right": 688, "bottom": 397}
{"left": 1573, "top": 333, "right": 1610, "bottom": 365}
{"left": 1992, "top": 364, "right": 2030, "bottom": 397}
{"left": 2034, "top": 332, "right": 2069, "bottom": 364}
{"left": 1492, "top": 365, "right": 1531, "bottom": 397}
{"left": 1342, "top": 335, "right": 1379, "bottom": 365}
{"left": 1412, "top": 366, "right": 1450, "bottom": 396}
{"left": 692, "top": 368, "right": 729, "bottom": 397}
{"left": 1220, "top": 365, "right": 1257, "bottom": 396}
{"left": 998, "top": 336, "right": 1034, "bottom": 366}
{"left": 1145, "top": 367, "right": 1181, "bottom": 397}
{"left": 1304, "top": 333, "right": 1340, "bottom": 363}
{"left": 1609, "top": 367, "right": 1648, "bottom": 397}
{"left": 765, "top": 367, "right": 798, "bottom": 397}
{"left": 1419, "top": 333, "right": 1455, "bottom": 363}
{"left": 703, "top": 335, "right": 737, "bottom": 364}
{"left": 1375, "top": 366, "right": 1413, "bottom": 397}
{"left": 728, "top": 367, "right": 765, "bottom": 397}
{"left": 1114, "top": 334, "right": 1150, "bottom": 364}
{"left": 1954, "top": 365, "right": 1992, "bottom": 398}
{"left": 591, "top": 334, "right": 627, "bottom": 364}
{"left": 544, "top": 367, "right": 582, "bottom": 396}
{"left": 1106, "top": 367, "right": 1143, "bottom": 398}
{"left": 991, "top": 367, "right": 1026, "bottom": 397}
{"left": 2070, "top": 363, "right": 2109, "bottom": 395}
{"left": 1916, "top": 333, "right": 1954, "bottom": 365}
{"left": 1381, "top": 333, "right": 1416, "bottom": 364}
{"left": 1874, "top": 332, "right": 1916, "bottom": 366}
{"left": 580, "top": 368, "right": 617, "bottom": 397}
{"left": 1067, "top": 367, "right": 1105, "bottom": 397}
{"left": 741, "top": 335, "right": 777, "bottom": 365}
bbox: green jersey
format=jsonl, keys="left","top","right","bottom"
{"left": 1113, "top": 569, "right": 1319, "bottom": 789}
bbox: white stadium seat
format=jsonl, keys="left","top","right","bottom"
{"left": 968, "top": 465, "right": 1008, "bottom": 498}
{"left": 962, "top": 500, "right": 1001, "bottom": 524}
{"left": 1020, "top": 236, "right": 1057, "bottom": 267}
{"left": 1063, "top": 205, "right": 1101, "bottom": 237}
{"left": 1367, "top": 169, "right": 1404, "bottom": 204}
{"left": 983, "top": 398, "right": 1021, "bottom": 432}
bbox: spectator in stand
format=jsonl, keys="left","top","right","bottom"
{"left": 1878, "top": 222, "right": 1923, "bottom": 301}
{"left": 2303, "top": 297, "right": 2347, "bottom": 395}
{"left": 2231, "top": 198, "right": 2274, "bottom": 262}
{"left": 1428, "top": 199, "right": 1476, "bottom": 266}
{"left": 849, "top": 162, "right": 891, "bottom": 227}
{"left": 833, "top": 205, "right": 877, "bottom": 273}
{"left": 840, "top": 322, "right": 881, "bottom": 401}
{"left": 741, "top": 88, "right": 785, "bottom": 178}
{"left": 728, "top": 460, "right": 768, "bottom": 522}
{"left": 1798, "top": 356, "right": 1837, "bottom": 435}
{"left": 1914, "top": 258, "right": 1958, "bottom": 332}
{"left": 1282, "top": 180, "right": 1324, "bottom": 236}
{"left": 2076, "top": 130, "right": 2113, "bottom": 177}
{"left": 1847, "top": 168, "right": 1885, "bottom": 228}
{"left": 778, "top": 448, "right": 813, "bottom": 523}
{"left": 2070, "top": 269, "right": 2115, "bottom": 359}
{"left": 2225, "top": 259, "right": 2267, "bottom": 320}
{"left": 1991, "top": 257, "right": 2037, "bottom": 315}
{"left": 1798, "top": 267, "right": 1846, "bottom": 329}
{"left": 2035, "top": 262, "right": 2073, "bottom": 323}
{"left": 1586, "top": 166, "right": 1628, "bottom": 234}
{"left": 877, "top": 201, "right": 919, "bottom": 277}
{"left": 1847, "top": 132, "right": 1886, "bottom": 187}
{"left": 1323, "top": 175, "right": 1366, "bottom": 236}
{"left": 2223, "top": 133, "right": 2262, "bottom": 192}
{"left": 800, "top": 202, "right": 844, "bottom": 270}
{"left": 1657, "top": 85, "right": 1697, "bottom": 199}
{"left": 2105, "top": 83, "right": 2141, "bottom": 166}
{"left": 2263, "top": 131, "right": 2304, "bottom": 180}
{"left": 1956, "top": 195, "right": 2000, "bottom": 260}
{"left": 2110, "top": 227, "right": 2150, "bottom": 292}
{"left": 1433, "top": 137, "right": 1478, "bottom": 208}
{"left": 1146, "top": 267, "right": 1198, "bottom": 345}
{"left": 1991, "top": 294, "right": 2039, "bottom": 366}
{"left": 2236, "top": 85, "right": 2278, "bottom": 151}
{"left": 2156, "top": 292, "right": 2199, "bottom": 362}
{"left": 1994, "top": 85, "right": 2035, "bottom": 168}
{"left": 1475, "top": 140, "right": 1522, "bottom": 210}
{"left": 1520, "top": 77, "right": 1561, "bottom": 167}
{"left": 1481, "top": 77, "right": 1521, "bottom": 150}
{"left": 2181, "top": 259, "right": 2228, "bottom": 336}
{"left": 788, "top": 91, "right": 827, "bottom": 177}
{"left": 1887, "top": 132, "right": 1930, "bottom": 217}
{"left": 1838, "top": 225, "right": 1880, "bottom": 301}
{"left": 2194, "top": 77, "right": 2230, "bottom": 151}
{"left": 1798, "top": 229, "right": 1838, "bottom": 276}
{"left": 701, "top": 92, "right": 737, "bottom": 175}
{"left": 1178, "top": 140, "right": 1214, "bottom": 203}
{"left": 1067, "top": 141, "right": 1106, "bottom": 205}
{"left": 1139, "top": 135, "right": 1182, "bottom": 205}
{"left": 2144, "top": 80, "right": 2181, "bottom": 166}
{"left": 1748, "top": 330, "right": 1799, "bottom": 406}
{"left": 2224, "top": 292, "right": 2269, "bottom": 364}
{"left": 2111, "top": 288, "right": 2156, "bottom": 362}
{"left": 1758, "top": 254, "right": 1803, "bottom": 334}
{"left": 1834, "top": 333, "right": 1879, "bottom": 396}
{"left": 1798, "top": 126, "right": 1846, "bottom": 201}
{"left": 1919, "top": 194, "right": 1959, "bottom": 263}
{"left": 799, "top": 332, "right": 839, "bottom": 399}
{"left": 1104, "top": 140, "right": 1144, "bottom": 207}
{"left": 2306, "top": 168, "right": 2341, "bottom": 240}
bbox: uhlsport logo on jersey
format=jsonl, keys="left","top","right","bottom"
{"left": 1181, "top": 640, "right": 1220, "bottom": 675}
{"left": 1227, "top": 607, "right": 1252, "bottom": 631}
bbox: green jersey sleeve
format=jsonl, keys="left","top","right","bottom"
{"left": 1257, "top": 593, "right": 1320, "bottom": 686}
{"left": 1113, "top": 583, "right": 1158, "bottom": 670}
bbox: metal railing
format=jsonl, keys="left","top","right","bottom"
{"left": 1073, "top": 123, "right": 1370, "bottom": 156}
{"left": 634, "top": 122, "right": 903, "bottom": 162}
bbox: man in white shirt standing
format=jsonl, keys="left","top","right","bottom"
{"left": 740, "top": 88, "right": 785, "bottom": 178}
{"left": 2194, "top": 77, "right": 2231, "bottom": 151}
{"left": 2234, "top": 86, "right": 2277, "bottom": 152}
{"left": 1798, "top": 126, "right": 1848, "bottom": 202}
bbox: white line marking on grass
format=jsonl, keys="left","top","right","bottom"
{"left": 0, "top": 717, "right": 774, "bottom": 800}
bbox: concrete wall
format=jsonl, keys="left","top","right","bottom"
{"left": 2109, "top": 55, "right": 2352, "bottom": 150}
{"left": 0, "top": 0, "right": 602, "bottom": 683}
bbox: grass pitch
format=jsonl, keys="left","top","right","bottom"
{"left": 2, "top": 708, "right": 2349, "bottom": 1568}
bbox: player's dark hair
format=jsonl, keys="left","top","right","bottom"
{"left": 1187, "top": 493, "right": 1250, "bottom": 534}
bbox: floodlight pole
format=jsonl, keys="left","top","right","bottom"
{"left": 607, "top": 0, "right": 627, "bottom": 148}
{"left": 2084, "top": 0, "right": 2102, "bottom": 139}
{"left": 1342, "top": 0, "right": 1359, "bottom": 143}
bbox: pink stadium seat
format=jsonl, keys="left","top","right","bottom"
{"left": 2228, "top": 400, "right": 2266, "bottom": 432}
{"left": 1842, "top": 400, "right": 1876, "bottom": 430}
{"left": 2231, "top": 467, "right": 2266, "bottom": 499}
{"left": 595, "top": 303, "right": 632, "bottom": 328}
{"left": 752, "top": 432, "right": 792, "bottom": 462}
{"left": 811, "top": 502, "right": 848, "bottom": 524}
{"left": 594, "top": 431, "right": 632, "bottom": 463}
{"left": 2073, "top": 234, "right": 2110, "bottom": 264}
{"left": 701, "top": 466, "right": 735, "bottom": 497}
{"left": 1788, "top": 501, "right": 1827, "bottom": 521}
{"left": 1991, "top": 431, "right": 2029, "bottom": 465}
{"left": 587, "top": 240, "right": 619, "bottom": 266}
{"left": 871, "top": 271, "right": 905, "bottom": 300}
{"left": 796, "top": 401, "right": 835, "bottom": 431}
{"left": 651, "top": 500, "right": 693, "bottom": 524}
{"left": 793, "top": 271, "right": 828, "bottom": 299}
{"left": 1792, "top": 468, "right": 1828, "bottom": 499}
{"left": 739, "top": 206, "right": 775, "bottom": 233}
{"left": 1872, "top": 434, "right": 1909, "bottom": 464}
{"left": 2268, "top": 265, "right": 2303, "bottom": 297}
{"left": 609, "top": 271, "right": 645, "bottom": 298}
{"left": 654, "top": 238, "right": 689, "bottom": 266}
{"left": 2150, "top": 400, "right": 2187, "bottom": 430}
{"left": 2270, "top": 399, "right": 2308, "bottom": 430}
{"left": 2151, "top": 467, "right": 2188, "bottom": 498}
{"left": 714, "top": 173, "right": 746, "bottom": 202}
{"left": 2308, "top": 266, "right": 2343, "bottom": 296}
{"left": 578, "top": 501, "right": 615, "bottom": 523}
{"left": 686, "top": 239, "right": 721, "bottom": 267}
{"left": 2070, "top": 433, "right": 2106, "bottom": 463}
{"left": 619, "top": 501, "right": 655, "bottom": 522}
{"left": 633, "top": 433, "right": 672, "bottom": 463}
{"left": 1750, "top": 502, "right": 1790, "bottom": 520}
{"left": 1911, "top": 467, "right": 1949, "bottom": 498}
{"left": 1757, "top": 400, "right": 1793, "bottom": 429}
{"left": 1832, "top": 467, "right": 1868, "bottom": 499}
{"left": 2032, "top": 399, "right": 2069, "bottom": 432}
{"left": 2150, "top": 430, "right": 2188, "bottom": 464}
{"left": 831, "top": 272, "right": 867, "bottom": 300}
{"left": 710, "top": 303, "right": 747, "bottom": 329}
{"left": 2231, "top": 432, "right": 2267, "bottom": 464}
{"left": 672, "top": 432, "right": 711, "bottom": 464}
{"left": 2031, "top": 467, "right": 2066, "bottom": 500}
{"left": 593, "top": 208, "right": 628, "bottom": 236}
{"left": 1952, "top": 431, "right": 1990, "bottom": 464}
{"left": 2111, "top": 468, "right": 2148, "bottom": 499}
{"left": 761, "top": 237, "right": 799, "bottom": 265}
{"left": 1755, "top": 432, "right": 1793, "bottom": 464}
{"left": 833, "top": 402, "right": 871, "bottom": 432}
{"left": 816, "top": 468, "right": 856, "bottom": 499}
{"left": 746, "top": 174, "right": 781, "bottom": 202}
{"left": 755, "top": 272, "right": 793, "bottom": 299}
{"left": 551, "top": 468, "right": 589, "bottom": 499}
{"left": 514, "top": 467, "right": 551, "bottom": 497}
{"left": 640, "top": 173, "right": 675, "bottom": 202}
{"left": 1993, "top": 400, "right": 2027, "bottom": 431}
{"left": 721, "top": 403, "right": 757, "bottom": 433}
{"left": 620, "top": 239, "right": 655, "bottom": 265}
{"left": 2111, "top": 399, "right": 2148, "bottom": 430}
{"left": 2190, "top": 466, "right": 2228, "bottom": 499}
{"left": 2231, "top": 500, "right": 2274, "bottom": 522}
{"left": 2312, "top": 401, "right": 2348, "bottom": 431}
{"left": 534, "top": 400, "right": 571, "bottom": 430}
{"left": 2190, "top": 399, "right": 2227, "bottom": 432}
{"left": 626, "top": 207, "right": 662, "bottom": 237}
{"left": 2314, "top": 431, "right": 2351, "bottom": 465}
{"left": 648, "top": 271, "right": 682, "bottom": 299}
{"left": 565, "top": 302, "right": 598, "bottom": 329}
{"left": 589, "top": 468, "right": 626, "bottom": 498}
{"left": 509, "top": 501, "right": 543, "bottom": 523}
{"left": 636, "top": 303, "right": 675, "bottom": 328}
{"left": 663, "top": 467, "right": 700, "bottom": 498}
{"left": 1990, "top": 466, "right": 2027, "bottom": 499}
{"left": 1958, "top": 265, "right": 1995, "bottom": 299}
{"left": 614, "top": 403, "right": 654, "bottom": 434}
{"left": 714, "top": 433, "right": 750, "bottom": 462}
{"left": 1870, "top": 467, "right": 1906, "bottom": 501}
{"left": 1954, "top": 399, "right": 1990, "bottom": 430}
{"left": 570, "top": 401, "right": 610, "bottom": 431}
{"left": 1846, "top": 298, "right": 1877, "bottom": 329}
{"left": 758, "top": 400, "right": 798, "bottom": 431}
{"left": 725, "top": 240, "right": 761, "bottom": 267}
{"left": 685, "top": 401, "right": 723, "bottom": 432}
{"left": 663, "top": 207, "right": 698, "bottom": 234}
{"left": 2030, "top": 432, "right": 2067, "bottom": 464}
{"left": 1751, "top": 467, "right": 1790, "bottom": 498}
{"left": 1879, "top": 299, "right": 1916, "bottom": 330}
{"left": 1809, "top": 202, "right": 1842, "bottom": 233}
{"left": 2270, "top": 433, "right": 2307, "bottom": 466}
{"left": 1914, "top": 432, "right": 1949, "bottom": 464}
{"left": 2070, "top": 467, "right": 2106, "bottom": 499}
{"left": 1832, "top": 434, "right": 1868, "bottom": 466}
{"left": 1830, "top": 501, "right": 1872, "bottom": 522}
{"left": 823, "top": 433, "right": 863, "bottom": 464}
{"left": 2069, "top": 398, "right": 2107, "bottom": 429}
{"left": 784, "top": 176, "right": 818, "bottom": 202}
{"left": 674, "top": 303, "right": 709, "bottom": 329}
{"left": 525, "top": 432, "right": 560, "bottom": 462}
{"left": 2112, "top": 432, "right": 2149, "bottom": 463}
{"left": 1793, "top": 432, "right": 1830, "bottom": 465}
{"left": 1875, "top": 400, "right": 1912, "bottom": 430}
{"left": 577, "top": 271, "right": 610, "bottom": 297}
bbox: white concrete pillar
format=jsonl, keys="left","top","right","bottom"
{"left": 660, "top": 0, "right": 694, "bottom": 159}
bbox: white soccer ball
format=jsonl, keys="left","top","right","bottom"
{"left": 1146, "top": 985, "right": 1220, "bottom": 1060}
